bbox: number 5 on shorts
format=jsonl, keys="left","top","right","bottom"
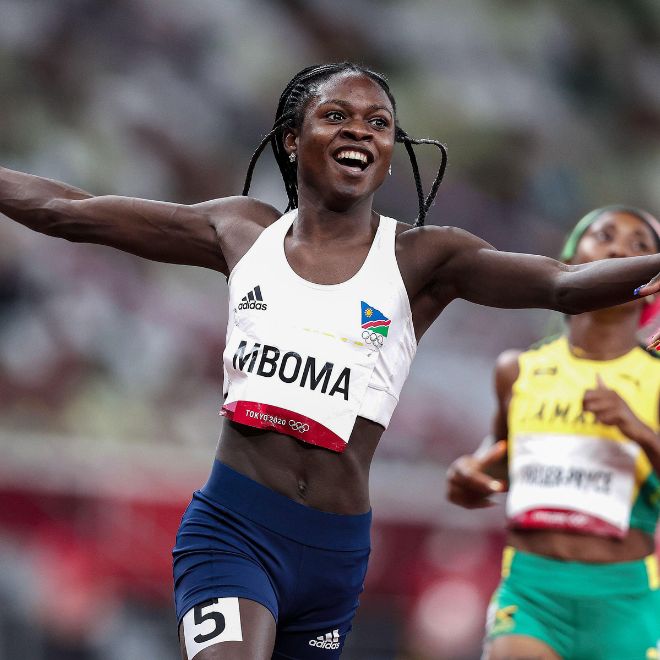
{"left": 183, "top": 597, "right": 243, "bottom": 658}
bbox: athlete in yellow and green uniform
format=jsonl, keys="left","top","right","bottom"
{"left": 447, "top": 206, "right": 660, "bottom": 660}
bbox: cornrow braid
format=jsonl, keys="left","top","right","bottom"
{"left": 242, "top": 62, "right": 448, "bottom": 224}
{"left": 407, "top": 136, "right": 448, "bottom": 226}
{"left": 396, "top": 127, "right": 425, "bottom": 226}
{"left": 242, "top": 110, "right": 295, "bottom": 200}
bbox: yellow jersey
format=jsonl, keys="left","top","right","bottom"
{"left": 507, "top": 336, "right": 660, "bottom": 537}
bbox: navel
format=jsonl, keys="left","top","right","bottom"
{"left": 297, "top": 478, "right": 308, "bottom": 499}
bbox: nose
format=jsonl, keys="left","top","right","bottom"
{"left": 340, "top": 120, "right": 372, "bottom": 141}
{"left": 606, "top": 244, "right": 628, "bottom": 258}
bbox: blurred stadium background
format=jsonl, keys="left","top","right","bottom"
{"left": 1, "top": 1, "right": 659, "bottom": 658}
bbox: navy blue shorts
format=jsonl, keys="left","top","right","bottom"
{"left": 172, "top": 461, "right": 371, "bottom": 658}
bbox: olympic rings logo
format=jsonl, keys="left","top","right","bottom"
{"left": 362, "top": 329, "right": 384, "bottom": 348}
{"left": 289, "top": 420, "right": 310, "bottom": 433}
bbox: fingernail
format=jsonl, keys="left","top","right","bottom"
{"left": 489, "top": 480, "right": 502, "bottom": 492}
{"left": 634, "top": 286, "right": 642, "bottom": 296}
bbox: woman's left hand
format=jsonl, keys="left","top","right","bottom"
{"left": 636, "top": 272, "right": 660, "bottom": 298}
{"left": 583, "top": 375, "right": 646, "bottom": 439}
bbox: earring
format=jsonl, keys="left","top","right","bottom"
{"left": 388, "top": 164, "right": 392, "bottom": 175}
{"left": 289, "top": 152, "right": 297, "bottom": 163}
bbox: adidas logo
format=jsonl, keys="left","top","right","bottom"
{"left": 238, "top": 285, "right": 267, "bottom": 311}
{"left": 308, "top": 629, "right": 340, "bottom": 650}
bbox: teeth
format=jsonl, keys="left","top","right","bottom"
{"left": 336, "top": 150, "right": 368, "bottom": 164}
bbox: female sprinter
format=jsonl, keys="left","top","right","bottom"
{"left": 447, "top": 206, "right": 660, "bottom": 660}
{"left": 2, "top": 63, "right": 660, "bottom": 659}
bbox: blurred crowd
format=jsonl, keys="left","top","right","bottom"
{"left": 1, "top": 1, "right": 660, "bottom": 658}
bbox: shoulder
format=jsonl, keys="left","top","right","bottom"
{"left": 395, "top": 224, "right": 490, "bottom": 294}
{"left": 631, "top": 344, "right": 660, "bottom": 381}
{"left": 489, "top": 349, "right": 521, "bottom": 415}
{"left": 394, "top": 223, "right": 483, "bottom": 254}
{"left": 494, "top": 349, "right": 522, "bottom": 392}
{"left": 193, "top": 196, "right": 281, "bottom": 231}
{"left": 192, "top": 196, "right": 283, "bottom": 273}
{"left": 508, "top": 335, "right": 563, "bottom": 367}
{"left": 502, "top": 335, "right": 565, "bottom": 381}
{"left": 637, "top": 344, "right": 660, "bottom": 361}
{"left": 394, "top": 222, "right": 495, "bottom": 272}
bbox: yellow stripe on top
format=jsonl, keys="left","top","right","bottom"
{"left": 501, "top": 546, "right": 515, "bottom": 578}
{"left": 645, "top": 555, "right": 659, "bottom": 590}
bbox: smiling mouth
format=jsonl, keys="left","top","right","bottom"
{"left": 333, "top": 149, "right": 371, "bottom": 172}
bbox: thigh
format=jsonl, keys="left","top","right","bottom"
{"left": 577, "top": 589, "right": 660, "bottom": 659}
{"left": 485, "top": 635, "right": 562, "bottom": 660}
{"left": 485, "top": 581, "right": 570, "bottom": 659}
{"left": 179, "top": 597, "right": 276, "bottom": 660}
{"left": 272, "top": 545, "right": 370, "bottom": 659}
{"left": 173, "top": 494, "right": 283, "bottom": 626}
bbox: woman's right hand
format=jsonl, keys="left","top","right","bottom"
{"left": 446, "top": 440, "right": 508, "bottom": 509}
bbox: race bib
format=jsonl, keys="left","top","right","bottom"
{"left": 507, "top": 434, "right": 640, "bottom": 538}
{"left": 222, "top": 322, "right": 378, "bottom": 452}
{"left": 182, "top": 598, "right": 243, "bottom": 659}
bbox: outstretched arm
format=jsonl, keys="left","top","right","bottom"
{"left": 402, "top": 226, "right": 660, "bottom": 318}
{"left": 0, "top": 166, "right": 275, "bottom": 274}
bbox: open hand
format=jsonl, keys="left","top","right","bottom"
{"left": 446, "top": 440, "right": 508, "bottom": 509}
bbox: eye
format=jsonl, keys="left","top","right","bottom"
{"left": 632, "top": 239, "right": 652, "bottom": 253}
{"left": 369, "top": 116, "right": 389, "bottom": 129}
{"left": 593, "top": 229, "right": 613, "bottom": 242}
{"left": 325, "top": 111, "right": 345, "bottom": 122}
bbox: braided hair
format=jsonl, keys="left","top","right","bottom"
{"left": 242, "top": 62, "right": 447, "bottom": 227}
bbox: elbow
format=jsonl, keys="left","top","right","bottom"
{"left": 553, "top": 269, "right": 588, "bottom": 315}
{"left": 554, "top": 285, "right": 577, "bottom": 315}
{"left": 41, "top": 199, "right": 89, "bottom": 242}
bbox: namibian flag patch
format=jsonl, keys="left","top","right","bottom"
{"left": 361, "top": 301, "right": 391, "bottom": 338}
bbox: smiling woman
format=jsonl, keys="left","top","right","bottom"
{"left": 1, "top": 62, "right": 660, "bottom": 660}
{"left": 241, "top": 63, "right": 447, "bottom": 227}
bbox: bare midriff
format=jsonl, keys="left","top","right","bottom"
{"left": 215, "top": 416, "right": 382, "bottom": 515}
{"left": 507, "top": 527, "right": 654, "bottom": 563}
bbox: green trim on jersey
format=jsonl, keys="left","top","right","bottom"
{"left": 632, "top": 471, "right": 660, "bottom": 535}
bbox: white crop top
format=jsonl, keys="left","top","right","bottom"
{"left": 221, "top": 210, "right": 417, "bottom": 452}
